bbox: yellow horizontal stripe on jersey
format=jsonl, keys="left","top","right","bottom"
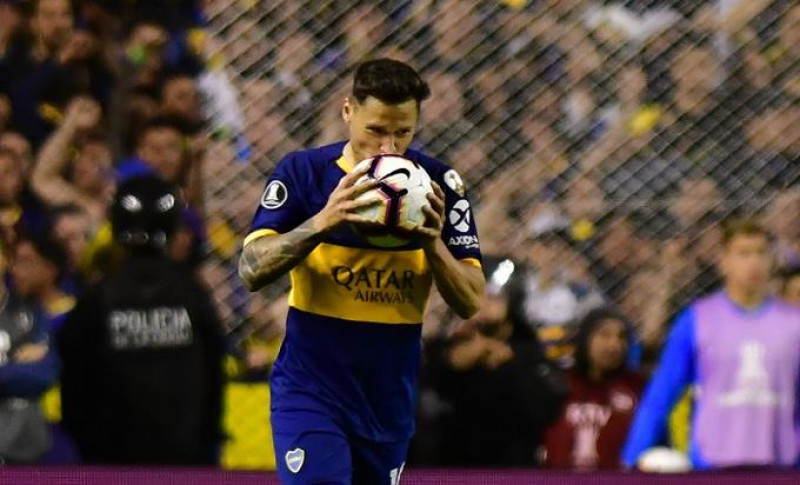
{"left": 243, "top": 228, "right": 279, "bottom": 247}
{"left": 460, "top": 258, "right": 482, "bottom": 269}
{"left": 289, "top": 243, "right": 432, "bottom": 324}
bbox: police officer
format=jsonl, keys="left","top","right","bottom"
{"left": 58, "top": 176, "right": 224, "bottom": 465}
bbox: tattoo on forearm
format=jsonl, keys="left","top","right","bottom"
{"left": 239, "top": 219, "right": 322, "bottom": 290}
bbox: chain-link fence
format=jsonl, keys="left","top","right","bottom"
{"left": 196, "top": 0, "right": 799, "bottom": 468}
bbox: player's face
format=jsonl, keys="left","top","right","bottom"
{"left": 343, "top": 96, "right": 418, "bottom": 162}
{"left": 587, "top": 318, "right": 627, "bottom": 376}
{"left": 720, "top": 234, "right": 773, "bottom": 292}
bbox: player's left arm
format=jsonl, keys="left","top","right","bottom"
{"left": 416, "top": 182, "right": 484, "bottom": 319}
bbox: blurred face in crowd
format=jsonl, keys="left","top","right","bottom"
{"left": 587, "top": 318, "right": 628, "bottom": 377}
{"left": 343, "top": 96, "right": 418, "bottom": 162}
{"left": 32, "top": 0, "right": 73, "bottom": 52}
{"left": 617, "top": 64, "right": 647, "bottom": 107}
{"left": 780, "top": 5, "right": 800, "bottom": 58}
{"left": 137, "top": 126, "right": 184, "bottom": 182}
{"left": 433, "top": 0, "right": 480, "bottom": 58}
{"left": 783, "top": 274, "right": 800, "bottom": 305}
{"left": 669, "top": 177, "right": 721, "bottom": 228}
{"left": 422, "top": 71, "right": 465, "bottom": 127}
{"left": 0, "top": 151, "right": 23, "bottom": 206}
{"left": 763, "top": 189, "right": 800, "bottom": 242}
{"left": 473, "top": 67, "right": 508, "bottom": 117}
{"left": 248, "top": 113, "right": 299, "bottom": 171}
{"left": 343, "top": 5, "right": 387, "bottom": 56}
{"left": 619, "top": 268, "right": 661, "bottom": 324}
{"left": 746, "top": 107, "right": 800, "bottom": 155}
{"left": 225, "top": 17, "right": 270, "bottom": 75}
{"left": 671, "top": 46, "right": 720, "bottom": 111}
{"left": 598, "top": 217, "right": 656, "bottom": 270}
{"left": 720, "top": 233, "right": 773, "bottom": 293}
{"left": 0, "top": 131, "right": 32, "bottom": 174}
{"left": 161, "top": 76, "right": 200, "bottom": 123}
{"left": 527, "top": 89, "right": 562, "bottom": 127}
{"left": 72, "top": 140, "right": 112, "bottom": 194}
{"left": 11, "top": 241, "right": 57, "bottom": 298}
{"left": 275, "top": 30, "right": 315, "bottom": 74}
{"left": 450, "top": 139, "right": 488, "bottom": 185}
{"left": 52, "top": 210, "right": 91, "bottom": 272}
{"left": 564, "top": 176, "right": 607, "bottom": 222}
{"left": 527, "top": 234, "right": 569, "bottom": 275}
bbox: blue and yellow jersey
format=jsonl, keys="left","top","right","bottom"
{"left": 244, "top": 141, "right": 481, "bottom": 442}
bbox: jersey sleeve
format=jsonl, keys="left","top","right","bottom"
{"left": 436, "top": 168, "right": 482, "bottom": 267}
{"left": 245, "top": 153, "right": 309, "bottom": 246}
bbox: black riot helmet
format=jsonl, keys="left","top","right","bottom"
{"left": 111, "top": 176, "right": 181, "bottom": 252}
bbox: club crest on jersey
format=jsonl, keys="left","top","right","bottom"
{"left": 449, "top": 199, "right": 472, "bottom": 233}
{"left": 285, "top": 448, "right": 305, "bottom": 473}
{"left": 443, "top": 169, "right": 466, "bottom": 197}
{"left": 261, "top": 180, "right": 288, "bottom": 209}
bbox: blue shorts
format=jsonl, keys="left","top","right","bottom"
{"left": 272, "top": 410, "right": 409, "bottom": 484}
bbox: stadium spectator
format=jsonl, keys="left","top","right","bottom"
{"left": 623, "top": 219, "right": 800, "bottom": 470}
{"left": 742, "top": 104, "right": 800, "bottom": 197}
{"left": 429, "top": 0, "right": 489, "bottom": 73}
{"left": 0, "top": 148, "right": 47, "bottom": 252}
{"left": 159, "top": 72, "right": 202, "bottom": 128}
{"left": 122, "top": 22, "right": 169, "bottom": 91}
{"left": 543, "top": 307, "right": 644, "bottom": 470}
{"left": 48, "top": 204, "right": 93, "bottom": 289}
{"left": 10, "top": 233, "right": 73, "bottom": 330}
{"left": 418, "top": 256, "right": 566, "bottom": 466}
{"left": 510, "top": 209, "right": 605, "bottom": 366}
{"left": 0, "top": 252, "right": 59, "bottom": 465}
{"left": 58, "top": 176, "right": 224, "bottom": 465}
{"left": 31, "top": 97, "right": 112, "bottom": 226}
{"left": 0, "top": 130, "right": 32, "bottom": 176}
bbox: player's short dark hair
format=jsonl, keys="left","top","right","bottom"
{"left": 721, "top": 218, "right": 772, "bottom": 247}
{"left": 352, "top": 58, "right": 431, "bottom": 107}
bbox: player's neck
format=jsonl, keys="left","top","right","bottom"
{"left": 725, "top": 284, "right": 768, "bottom": 310}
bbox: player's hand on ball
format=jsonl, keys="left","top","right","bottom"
{"left": 312, "top": 164, "right": 381, "bottom": 233}
{"left": 415, "top": 182, "right": 446, "bottom": 243}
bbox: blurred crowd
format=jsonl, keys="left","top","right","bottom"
{"left": 0, "top": 0, "right": 798, "bottom": 470}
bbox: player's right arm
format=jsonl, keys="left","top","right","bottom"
{"left": 239, "top": 163, "right": 379, "bottom": 292}
{"left": 622, "top": 308, "right": 697, "bottom": 467}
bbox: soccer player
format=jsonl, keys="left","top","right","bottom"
{"left": 239, "top": 58, "right": 485, "bottom": 483}
{"left": 622, "top": 219, "right": 800, "bottom": 470}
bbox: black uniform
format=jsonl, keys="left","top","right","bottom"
{"left": 57, "top": 176, "right": 224, "bottom": 465}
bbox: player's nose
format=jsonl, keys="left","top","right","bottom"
{"left": 380, "top": 137, "right": 398, "bottom": 154}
